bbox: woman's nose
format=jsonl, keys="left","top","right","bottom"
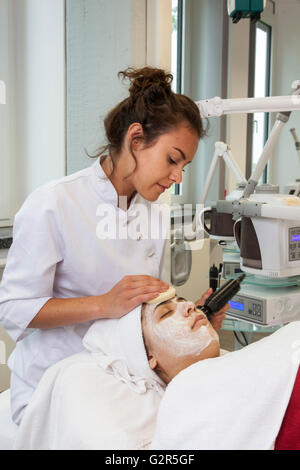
{"left": 183, "top": 303, "right": 195, "bottom": 317}
{"left": 169, "top": 169, "right": 182, "bottom": 184}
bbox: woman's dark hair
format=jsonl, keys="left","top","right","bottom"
{"left": 89, "top": 67, "right": 206, "bottom": 174}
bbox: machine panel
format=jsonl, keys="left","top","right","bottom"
{"left": 228, "top": 294, "right": 266, "bottom": 324}
{"left": 289, "top": 227, "right": 300, "bottom": 261}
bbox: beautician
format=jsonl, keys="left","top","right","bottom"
{"left": 0, "top": 67, "right": 226, "bottom": 425}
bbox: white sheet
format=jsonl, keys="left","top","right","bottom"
{"left": 14, "top": 306, "right": 165, "bottom": 450}
{"left": 151, "top": 322, "right": 300, "bottom": 450}
{"left": 0, "top": 390, "right": 18, "bottom": 450}
{"left": 13, "top": 351, "right": 162, "bottom": 450}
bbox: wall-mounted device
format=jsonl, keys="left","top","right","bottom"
{"left": 228, "top": 0, "right": 267, "bottom": 23}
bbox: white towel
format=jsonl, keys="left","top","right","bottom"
{"left": 150, "top": 321, "right": 300, "bottom": 450}
{"left": 82, "top": 305, "right": 165, "bottom": 396}
{"left": 14, "top": 306, "right": 165, "bottom": 450}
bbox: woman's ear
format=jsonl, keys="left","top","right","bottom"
{"left": 126, "top": 122, "right": 144, "bottom": 150}
{"left": 148, "top": 355, "right": 158, "bottom": 370}
{"left": 127, "top": 122, "right": 144, "bottom": 137}
{"left": 148, "top": 356, "right": 169, "bottom": 385}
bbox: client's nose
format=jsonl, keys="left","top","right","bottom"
{"left": 183, "top": 302, "right": 195, "bottom": 317}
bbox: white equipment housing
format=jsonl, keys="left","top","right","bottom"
{"left": 284, "top": 181, "right": 300, "bottom": 197}
{"left": 234, "top": 191, "right": 300, "bottom": 278}
{"left": 227, "top": 283, "right": 300, "bottom": 326}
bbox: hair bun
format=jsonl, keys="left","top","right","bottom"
{"left": 118, "top": 67, "right": 173, "bottom": 101}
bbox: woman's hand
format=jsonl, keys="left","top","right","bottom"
{"left": 195, "top": 288, "right": 228, "bottom": 330}
{"left": 100, "top": 275, "right": 169, "bottom": 319}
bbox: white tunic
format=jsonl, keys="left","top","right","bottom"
{"left": 0, "top": 158, "right": 168, "bottom": 423}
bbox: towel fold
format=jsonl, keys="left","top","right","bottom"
{"left": 82, "top": 305, "right": 165, "bottom": 395}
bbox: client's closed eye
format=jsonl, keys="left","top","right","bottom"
{"left": 160, "top": 310, "right": 174, "bottom": 320}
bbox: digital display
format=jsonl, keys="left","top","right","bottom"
{"left": 234, "top": 268, "right": 243, "bottom": 273}
{"left": 229, "top": 300, "right": 244, "bottom": 311}
{"left": 292, "top": 234, "right": 300, "bottom": 242}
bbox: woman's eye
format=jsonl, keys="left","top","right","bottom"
{"left": 161, "top": 310, "right": 173, "bottom": 320}
{"left": 168, "top": 157, "right": 185, "bottom": 172}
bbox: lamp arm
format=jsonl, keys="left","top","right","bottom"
{"left": 222, "top": 148, "right": 246, "bottom": 185}
{"left": 196, "top": 81, "right": 300, "bottom": 199}
{"left": 191, "top": 142, "right": 246, "bottom": 233}
{"left": 196, "top": 91, "right": 300, "bottom": 119}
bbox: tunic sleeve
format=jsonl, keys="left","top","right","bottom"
{"left": 0, "top": 187, "right": 64, "bottom": 342}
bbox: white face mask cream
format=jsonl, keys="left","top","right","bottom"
{"left": 144, "top": 298, "right": 219, "bottom": 358}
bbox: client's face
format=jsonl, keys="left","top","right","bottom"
{"left": 142, "top": 296, "right": 220, "bottom": 383}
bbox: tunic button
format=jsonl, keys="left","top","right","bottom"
{"left": 148, "top": 251, "right": 155, "bottom": 257}
{"left": 137, "top": 234, "right": 142, "bottom": 240}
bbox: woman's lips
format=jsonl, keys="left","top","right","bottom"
{"left": 192, "top": 313, "right": 207, "bottom": 330}
{"left": 157, "top": 183, "right": 166, "bottom": 192}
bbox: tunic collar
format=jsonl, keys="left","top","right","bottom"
{"left": 91, "top": 157, "right": 138, "bottom": 210}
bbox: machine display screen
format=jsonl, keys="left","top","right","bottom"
{"left": 228, "top": 300, "right": 244, "bottom": 311}
{"left": 234, "top": 268, "right": 243, "bottom": 273}
{"left": 291, "top": 234, "right": 300, "bottom": 242}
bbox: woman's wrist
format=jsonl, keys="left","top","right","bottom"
{"left": 91, "top": 293, "right": 109, "bottom": 319}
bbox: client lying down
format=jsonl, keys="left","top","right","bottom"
{"left": 14, "top": 289, "right": 300, "bottom": 450}
{"left": 13, "top": 291, "right": 220, "bottom": 450}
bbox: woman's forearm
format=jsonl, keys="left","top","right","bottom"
{"left": 28, "top": 275, "right": 168, "bottom": 329}
{"left": 28, "top": 295, "right": 106, "bottom": 329}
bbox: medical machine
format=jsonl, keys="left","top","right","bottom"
{"left": 226, "top": 280, "right": 300, "bottom": 326}
{"left": 228, "top": 0, "right": 267, "bottom": 23}
{"left": 0, "top": 80, "right": 6, "bottom": 105}
{"left": 215, "top": 180, "right": 300, "bottom": 325}
{"left": 194, "top": 80, "right": 300, "bottom": 325}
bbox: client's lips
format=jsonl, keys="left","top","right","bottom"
{"left": 192, "top": 313, "right": 207, "bottom": 330}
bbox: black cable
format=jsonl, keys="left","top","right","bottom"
{"left": 240, "top": 331, "right": 249, "bottom": 346}
{"left": 234, "top": 331, "right": 248, "bottom": 348}
{"left": 233, "top": 331, "right": 244, "bottom": 347}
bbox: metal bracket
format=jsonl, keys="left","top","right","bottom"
{"left": 216, "top": 199, "right": 263, "bottom": 220}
